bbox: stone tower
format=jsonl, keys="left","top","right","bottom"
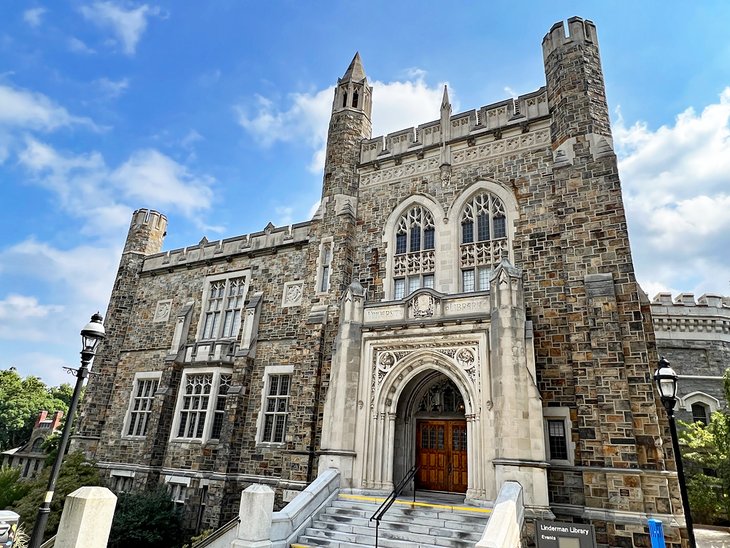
{"left": 74, "top": 209, "right": 167, "bottom": 453}
{"left": 522, "top": 17, "right": 684, "bottom": 546}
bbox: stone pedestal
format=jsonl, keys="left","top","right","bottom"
{"left": 54, "top": 487, "right": 117, "bottom": 548}
{"left": 232, "top": 484, "right": 274, "bottom": 548}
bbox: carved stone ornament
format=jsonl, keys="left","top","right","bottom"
{"left": 455, "top": 348, "right": 476, "bottom": 370}
{"left": 153, "top": 299, "right": 172, "bottom": 323}
{"left": 409, "top": 293, "right": 436, "bottom": 318}
{"left": 281, "top": 281, "right": 304, "bottom": 308}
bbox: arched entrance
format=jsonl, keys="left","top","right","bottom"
{"left": 394, "top": 371, "right": 467, "bottom": 493}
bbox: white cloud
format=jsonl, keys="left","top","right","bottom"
{"left": 0, "top": 240, "right": 120, "bottom": 378}
{"left": 18, "top": 138, "right": 215, "bottom": 233}
{"left": 80, "top": 1, "right": 159, "bottom": 55}
{"left": 95, "top": 76, "right": 129, "bottom": 98}
{"left": 0, "top": 84, "right": 95, "bottom": 131}
{"left": 616, "top": 87, "right": 730, "bottom": 297}
{"left": 68, "top": 37, "right": 97, "bottom": 55}
{"left": 0, "top": 294, "right": 61, "bottom": 321}
{"left": 236, "top": 70, "right": 449, "bottom": 173}
{"left": 111, "top": 149, "right": 214, "bottom": 217}
{"left": 23, "top": 7, "right": 47, "bottom": 28}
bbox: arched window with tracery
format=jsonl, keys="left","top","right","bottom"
{"left": 460, "top": 192, "right": 508, "bottom": 292}
{"left": 393, "top": 206, "right": 435, "bottom": 299}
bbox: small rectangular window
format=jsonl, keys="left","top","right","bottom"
{"left": 462, "top": 222, "right": 473, "bottom": 244}
{"left": 319, "top": 243, "right": 333, "bottom": 293}
{"left": 462, "top": 270, "right": 475, "bottom": 292}
{"left": 423, "top": 274, "right": 434, "bottom": 289}
{"left": 210, "top": 374, "right": 232, "bottom": 440}
{"left": 477, "top": 212, "right": 490, "bottom": 241}
{"left": 423, "top": 227, "right": 435, "bottom": 250}
{"left": 409, "top": 226, "right": 421, "bottom": 252}
{"left": 548, "top": 419, "right": 568, "bottom": 460}
{"left": 394, "top": 279, "right": 405, "bottom": 300}
{"left": 493, "top": 216, "right": 506, "bottom": 239}
{"left": 395, "top": 233, "right": 407, "bottom": 255}
{"left": 408, "top": 276, "right": 420, "bottom": 295}
{"left": 477, "top": 267, "right": 490, "bottom": 291}
{"left": 127, "top": 377, "right": 159, "bottom": 437}
{"left": 262, "top": 374, "right": 291, "bottom": 443}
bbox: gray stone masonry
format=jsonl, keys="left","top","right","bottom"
{"left": 73, "top": 17, "right": 690, "bottom": 548}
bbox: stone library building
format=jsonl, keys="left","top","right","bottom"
{"left": 73, "top": 17, "right": 695, "bottom": 547}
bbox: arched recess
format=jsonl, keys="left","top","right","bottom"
{"left": 358, "top": 349, "right": 490, "bottom": 499}
{"left": 446, "top": 180, "right": 520, "bottom": 293}
{"left": 381, "top": 195, "right": 448, "bottom": 300}
{"left": 680, "top": 391, "right": 721, "bottom": 413}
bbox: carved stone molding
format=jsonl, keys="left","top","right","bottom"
{"left": 281, "top": 280, "right": 304, "bottom": 308}
{"left": 153, "top": 299, "right": 172, "bottom": 323}
{"left": 370, "top": 341, "right": 481, "bottom": 411}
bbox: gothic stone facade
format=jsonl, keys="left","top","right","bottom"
{"left": 73, "top": 18, "right": 690, "bottom": 547}
{"left": 651, "top": 292, "right": 730, "bottom": 426}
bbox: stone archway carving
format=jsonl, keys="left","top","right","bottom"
{"left": 355, "top": 342, "right": 493, "bottom": 500}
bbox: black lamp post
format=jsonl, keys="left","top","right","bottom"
{"left": 654, "top": 356, "right": 696, "bottom": 548}
{"left": 29, "top": 313, "right": 106, "bottom": 548}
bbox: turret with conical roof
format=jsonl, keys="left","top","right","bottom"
{"left": 332, "top": 52, "right": 372, "bottom": 119}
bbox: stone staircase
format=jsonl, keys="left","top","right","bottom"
{"left": 292, "top": 493, "right": 491, "bottom": 548}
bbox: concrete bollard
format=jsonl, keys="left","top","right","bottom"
{"left": 54, "top": 486, "right": 117, "bottom": 548}
{"left": 232, "top": 484, "right": 275, "bottom": 548}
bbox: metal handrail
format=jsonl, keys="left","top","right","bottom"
{"left": 369, "top": 465, "right": 419, "bottom": 548}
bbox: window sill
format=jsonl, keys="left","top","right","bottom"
{"left": 256, "top": 442, "right": 286, "bottom": 449}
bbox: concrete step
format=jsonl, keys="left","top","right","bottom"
{"left": 307, "top": 520, "right": 481, "bottom": 545}
{"left": 313, "top": 513, "right": 485, "bottom": 539}
{"left": 294, "top": 494, "right": 490, "bottom": 548}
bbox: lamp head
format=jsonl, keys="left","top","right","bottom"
{"left": 80, "top": 312, "right": 106, "bottom": 355}
{"left": 654, "top": 356, "right": 678, "bottom": 402}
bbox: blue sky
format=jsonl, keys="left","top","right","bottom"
{"left": 1, "top": 1, "right": 729, "bottom": 386}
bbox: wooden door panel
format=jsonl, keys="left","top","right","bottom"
{"left": 416, "top": 420, "right": 467, "bottom": 493}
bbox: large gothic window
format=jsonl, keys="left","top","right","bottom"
{"left": 460, "top": 192, "right": 508, "bottom": 292}
{"left": 393, "top": 206, "right": 435, "bottom": 299}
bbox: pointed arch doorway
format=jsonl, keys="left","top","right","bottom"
{"left": 394, "top": 371, "right": 468, "bottom": 493}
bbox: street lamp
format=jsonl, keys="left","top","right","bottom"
{"left": 29, "top": 313, "right": 106, "bottom": 548}
{"left": 654, "top": 356, "right": 696, "bottom": 548}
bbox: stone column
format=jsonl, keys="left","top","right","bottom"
{"left": 317, "top": 281, "right": 366, "bottom": 486}
{"left": 54, "top": 487, "right": 117, "bottom": 548}
{"left": 232, "top": 484, "right": 274, "bottom": 548}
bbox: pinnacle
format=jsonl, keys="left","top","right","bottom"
{"left": 342, "top": 52, "right": 367, "bottom": 82}
{"left": 441, "top": 84, "right": 451, "bottom": 110}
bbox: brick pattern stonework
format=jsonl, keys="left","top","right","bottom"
{"left": 72, "top": 18, "right": 690, "bottom": 547}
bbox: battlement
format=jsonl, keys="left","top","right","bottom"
{"left": 130, "top": 208, "right": 167, "bottom": 230}
{"left": 542, "top": 17, "right": 598, "bottom": 61}
{"left": 360, "top": 87, "right": 548, "bottom": 164}
{"left": 141, "top": 220, "right": 312, "bottom": 272}
{"left": 651, "top": 292, "right": 730, "bottom": 341}
{"left": 652, "top": 292, "right": 730, "bottom": 310}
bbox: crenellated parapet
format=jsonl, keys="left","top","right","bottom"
{"left": 124, "top": 208, "right": 167, "bottom": 255}
{"left": 141, "top": 220, "right": 311, "bottom": 273}
{"left": 651, "top": 292, "right": 730, "bottom": 341}
{"left": 541, "top": 16, "right": 598, "bottom": 61}
{"left": 359, "top": 87, "right": 549, "bottom": 165}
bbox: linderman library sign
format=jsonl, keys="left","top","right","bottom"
{"left": 536, "top": 520, "right": 597, "bottom": 548}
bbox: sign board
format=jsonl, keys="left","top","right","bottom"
{"left": 536, "top": 520, "right": 596, "bottom": 548}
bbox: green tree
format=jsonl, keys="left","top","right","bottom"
{"left": 11, "top": 451, "right": 101, "bottom": 541}
{"left": 108, "top": 487, "right": 185, "bottom": 548}
{"left": 0, "top": 368, "right": 72, "bottom": 451}
{"left": 678, "top": 369, "right": 730, "bottom": 524}
{"left": 0, "top": 465, "right": 31, "bottom": 509}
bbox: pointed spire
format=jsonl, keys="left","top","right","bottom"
{"left": 341, "top": 52, "right": 367, "bottom": 82}
{"left": 441, "top": 84, "right": 451, "bottom": 110}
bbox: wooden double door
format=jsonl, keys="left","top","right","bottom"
{"left": 416, "top": 419, "right": 467, "bottom": 493}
